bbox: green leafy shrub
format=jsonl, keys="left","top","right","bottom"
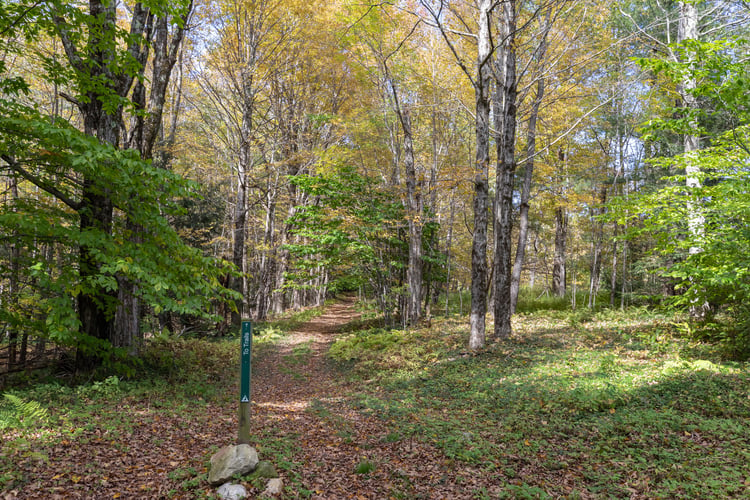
{"left": 611, "top": 38, "right": 750, "bottom": 359}
{"left": 141, "top": 337, "right": 237, "bottom": 386}
{"left": 75, "top": 375, "right": 123, "bottom": 399}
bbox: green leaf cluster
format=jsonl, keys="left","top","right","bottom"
{"left": 615, "top": 36, "right": 750, "bottom": 356}
{"left": 286, "top": 166, "right": 408, "bottom": 314}
{"left": 0, "top": 100, "right": 238, "bottom": 356}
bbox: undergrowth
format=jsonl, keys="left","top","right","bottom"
{"left": 0, "top": 306, "right": 323, "bottom": 495}
{"left": 333, "top": 306, "right": 750, "bottom": 498}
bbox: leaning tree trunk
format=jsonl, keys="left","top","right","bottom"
{"left": 492, "top": 0, "right": 517, "bottom": 341}
{"left": 510, "top": 14, "right": 550, "bottom": 314}
{"left": 510, "top": 80, "right": 541, "bottom": 315}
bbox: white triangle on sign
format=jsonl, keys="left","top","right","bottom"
{"left": 241, "top": 396, "right": 249, "bottom": 402}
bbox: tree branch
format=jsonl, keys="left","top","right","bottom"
{"left": 0, "top": 0, "right": 42, "bottom": 37}
{"left": 1, "top": 154, "right": 82, "bottom": 211}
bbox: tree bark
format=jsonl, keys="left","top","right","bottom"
{"left": 588, "top": 186, "right": 606, "bottom": 308}
{"left": 510, "top": 14, "right": 550, "bottom": 314}
{"left": 469, "top": 0, "right": 493, "bottom": 350}
{"left": 552, "top": 207, "right": 567, "bottom": 297}
{"left": 678, "top": 1, "right": 707, "bottom": 320}
{"left": 50, "top": 0, "right": 183, "bottom": 365}
{"left": 401, "top": 109, "right": 423, "bottom": 325}
{"left": 8, "top": 174, "right": 20, "bottom": 369}
{"left": 231, "top": 67, "right": 253, "bottom": 324}
{"left": 255, "top": 180, "right": 277, "bottom": 321}
{"left": 492, "top": 0, "right": 517, "bottom": 341}
{"left": 610, "top": 224, "right": 618, "bottom": 307}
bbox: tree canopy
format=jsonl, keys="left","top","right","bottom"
{"left": 2, "top": 0, "right": 750, "bottom": 368}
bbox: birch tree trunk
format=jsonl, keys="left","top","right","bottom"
{"left": 469, "top": 0, "right": 493, "bottom": 350}
{"left": 678, "top": 1, "right": 707, "bottom": 320}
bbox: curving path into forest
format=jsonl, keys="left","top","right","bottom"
{"left": 249, "top": 296, "right": 483, "bottom": 499}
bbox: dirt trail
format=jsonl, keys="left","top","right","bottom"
{"left": 250, "top": 297, "right": 479, "bottom": 500}
{"left": 3, "top": 299, "right": 479, "bottom": 499}
{"left": 253, "top": 297, "right": 358, "bottom": 405}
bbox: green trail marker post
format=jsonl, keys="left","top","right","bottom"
{"left": 238, "top": 320, "right": 252, "bottom": 444}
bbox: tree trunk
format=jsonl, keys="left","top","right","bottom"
{"left": 255, "top": 181, "right": 277, "bottom": 321}
{"left": 529, "top": 234, "right": 538, "bottom": 290}
{"left": 469, "top": 0, "right": 493, "bottom": 350}
{"left": 231, "top": 75, "right": 252, "bottom": 324}
{"left": 492, "top": 0, "right": 517, "bottom": 341}
{"left": 588, "top": 186, "right": 606, "bottom": 308}
{"left": 402, "top": 110, "right": 423, "bottom": 325}
{"left": 445, "top": 187, "right": 457, "bottom": 317}
{"left": 678, "top": 1, "right": 707, "bottom": 321}
{"left": 610, "top": 224, "right": 618, "bottom": 307}
{"left": 620, "top": 237, "right": 628, "bottom": 310}
{"left": 232, "top": 155, "right": 249, "bottom": 324}
{"left": 381, "top": 52, "right": 423, "bottom": 326}
{"left": 511, "top": 15, "right": 550, "bottom": 315}
{"left": 552, "top": 207, "right": 567, "bottom": 297}
{"left": 114, "top": 5, "right": 192, "bottom": 351}
{"left": 8, "top": 174, "right": 20, "bottom": 369}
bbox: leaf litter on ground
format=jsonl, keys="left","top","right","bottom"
{"left": 1, "top": 300, "right": 749, "bottom": 499}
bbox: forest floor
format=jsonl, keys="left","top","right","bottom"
{"left": 247, "top": 296, "right": 488, "bottom": 499}
{"left": 1, "top": 297, "right": 480, "bottom": 499}
{"left": 2, "top": 297, "right": 750, "bottom": 499}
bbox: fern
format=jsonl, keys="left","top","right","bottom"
{"left": 1, "top": 393, "right": 49, "bottom": 430}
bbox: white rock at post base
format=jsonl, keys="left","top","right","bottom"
{"left": 208, "top": 444, "right": 259, "bottom": 486}
{"left": 217, "top": 482, "right": 248, "bottom": 500}
{"left": 261, "top": 478, "right": 283, "bottom": 497}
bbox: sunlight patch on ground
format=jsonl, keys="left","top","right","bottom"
{"left": 256, "top": 400, "right": 311, "bottom": 412}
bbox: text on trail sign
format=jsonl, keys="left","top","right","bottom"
{"left": 240, "top": 321, "right": 252, "bottom": 403}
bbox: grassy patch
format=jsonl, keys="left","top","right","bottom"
{"left": 255, "top": 305, "right": 326, "bottom": 336}
{"left": 335, "top": 308, "right": 750, "bottom": 498}
{"left": 328, "top": 317, "right": 466, "bottom": 381}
